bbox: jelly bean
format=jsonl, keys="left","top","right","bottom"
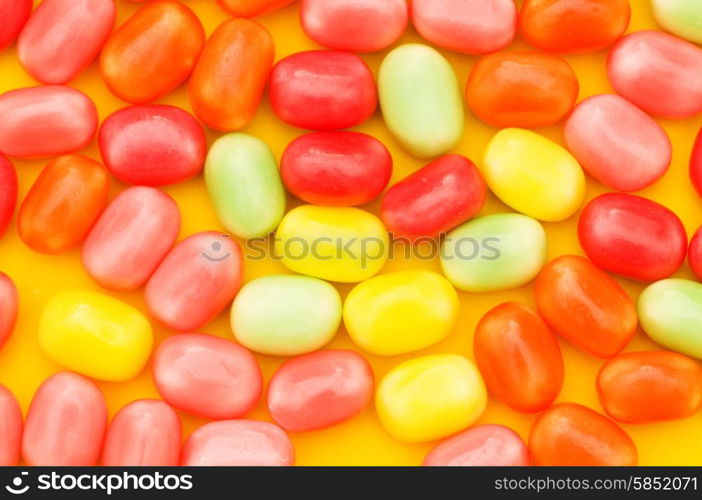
{"left": 529, "top": 403, "right": 637, "bottom": 466}
{"left": 0, "top": 385, "right": 21, "bottom": 466}
{"left": 343, "top": 270, "right": 458, "bottom": 356}
{"left": 281, "top": 131, "right": 392, "bottom": 207}
{"left": 564, "top": 94, "right": 671, "bottom": 191}
{"left": 578, "top": 193, "right": 687, "bottom": 281}
{"left": 378, "top": 44, "right": 464, "bottom": 159}
{"left": 423, "top": 424, "right": 529, "bottom": 467}
{"left": 300, "top": 0, "right": 407, "bottom": 53}
{"left": 597, "top": 351, "right": 702, "bottom": 424}
{"left": 607, "top": 31, "right": 702, "bottom": 119}
{"left": 38, "top": 289, "right": 153, "bottom": 382}
{"left": 205, "top": 134, "right": 285, "bottom": 239}
{"left": 380, "top": 155, "right": 486, "bottom": 239}
{"left": 0, "top": 155, "right": 17, "bottom": 237}
{"left": 100, "top": 1, "right": 205, "bottom": 104}
{"left": 638, "top": 279, "right": 702, "bottom": 359}
{"left": 17, "top": 0, "right": 115, "bottom": 84}
{"left": 0, "top": 273, "right": 18, "bottom": 349}
{"left": 482, "top": 129, "right": 585, "bottom": 222}
{"left": 99, "top": 105, "right": 206, "bottom": 186}
{"left": 22, "top": 372, "right": 107, "bottom": 466}
{"left": 270, "top": 51, "right": 377, "bottom": 131}
{"left": 689, "top": 227, "right": 702, "bottom": 281}
{"left": 376, "top": 354, "right": 487, "bottom": 443}
{"left": 102, "top": 400, "right": 181, "bottom": 466}
{"left": 521, "top": 0, "right": 630, "bottom": 54}
{"left": 82, "top": 187, "right": 180, "bottom": 292}
{"left": 441, "top": 213, "right": 547, "bottom": 292}
{"left": 182, "top": 420, "right": 294, "bottom": 466}
{"left": 189, "top": 19, "right": 273, "bottom": 131}
{"left": 275, "top": 205, "right": 388, "bottom": 283}
{"left": 145, "top": 231, "right": 243, "bottom": 332}
{"left": 267, "top": 350, "right": 373, "bottom": 432}
{"left": 466, "top": 51, "right": 578, "bottom": 129}
{"left": 231, "top": 274, "right": 341, "bottom": 356}
{"left": 0, "top": 86, "right": 97, "bottom": 159}
{"left": 535, "top": 255, "right": 637, "bottom": 358}
{"left": 18, "top": 155, "right": 109, "bottom": 254}
{"left": 0, "top": 0, "right": 31, "bottom": 52}
{"left": 411, "top": 0, "right": 517, "bottom": 55}
{"left": 153, "top": 333, "right": 261, "bottom": 419}
{"left": 217, "top": 0, "right": 294, "bottom": 17}
{"left": 474, "top": 302, "right": 563, "bottom": 412}
{"left": 651, "top": 0, "right": 702, "bottom": 44}
{"left": 690, "top": 127, "right": 702, "bottom": 198}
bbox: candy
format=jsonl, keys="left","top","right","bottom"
{"left": 0, "top": 273, "right": 18, "bottom": 349}
{"left": 423, "top": 424, "right": 529, "bottom": 467}
{"left": 689, "top": 227, "right": 702, "bottom": 281}
{"left": 99, "top": 104, "right": 206, "bottom": 186}
{"left": 205, "top": 134, "right": 285, "bottom": 239}
{"left": 535, "top": 255, "right": 636, "bottom": 358}
{"left": 300, "top": 0, "right": 408, "bottom": 53}
{"left": 597, "top": 351, "right": 702, "bottom": 424}
{"left": 145, "top": 231, "right": 243, "bottom": 332}
{"left": 521, "top": 0, "right": 630, "bottom": 54}
{"left": 231, "top": 274, "right": 341, "bottom": 356}
{"left": 270, "top": 51, "right": 377, "bottom": 131}
{"left": 607, "top": 31, "right": 702, "bottom": 119}
{"left": 181, "top": 420, "right": 294, "bottom": 466}
{"left": 482, "top": 129, "right": 585, "bottom": 222}
{"left": 466, "top": 51, "right": 578, "bottom": 128}
{"left": 0, "top": 86, "right": 97, "bottom": 159}
{"left": 0, "top": 155, "right": 17, "bottom": 237}
{"left": 529, "top": 403, "right": 637, "bottom": 466}
{"left": 17, "top": 0, "right": 115, "bottom": 84}
{"left": 281, "top": 131, "right": 392, "bottom": 206}
{"left": 217, "top": 0, "right": 294, "bottom": 17}
{"left": 378, "top": 44, "right": 464, "bottom": 159}
{"left": 102, "top": 400, "right": 181, "bottom": 466}
{"left": 38, "top": 289, "right": 153, "bottom": 382}
{"left": 441, "top": 213, "right": 547, "bottom": 292}
{"left": 474, "top": 302, "right": 563, "bottom": 412}
{"left": 343, "top": 270, "right": 458, "bottom": 356}
{"left": 380, "top": 155, "right": 486, "bottom": 239}
{"left": 18, "top": 155, "right": 109, "bottom": 254}
{"left": 22, "top": 372, "right": 107, "bottom": 466}
{"left": 267, "top": 350, "right": 373, "bottom": 432}
{"left": 100, "top": 1, "right": 205, "bottom": 104}
{"left": 0, "top": 0, "right": 31, "bottom": 51}
{"left": 0, "top": 385, "right": 21, "bottom": 466}
{"left": 651, "top": 0, "right": 702, "bottom": 44}
{"left": 376, "top": 354, "right": 487, "bottom": 443}
{"left": 82, "top": 187, "right": 181, "bottom": 292}
{"left": 275, "top": 205, "right": 388, "bottom": 283}
{"left": 411, "top": 0, "right": 517, "bottom": 55}
{"left": 190, "top": 19, "right": 273, "bottom": 131}
{"left": 690, "top": 128, "right": 702, "bottom": 197}
{"left": 578, "top": 193, "right": 687, "bottom": 281}
{"left": 564, "top": 94, "right": 671, "bottom": 191}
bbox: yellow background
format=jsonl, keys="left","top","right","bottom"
{"left": 1, "top": 0, "right": 701, "bottom": 466}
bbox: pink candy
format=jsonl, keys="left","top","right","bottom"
{"left": 423, "top": 424, "right": 530, "bottom": 466}
{"left": 0, "top": 385, "right": 22, "bottom": 466}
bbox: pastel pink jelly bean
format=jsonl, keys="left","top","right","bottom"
{"left": 607, "top": 30, "right": 702, "bottom": 119}
{"left": 423, "top": 424, "right": 530, "bottom": 466}
{"left": 0, "top": 86, "right": 98, "bottom": 159}
{"left": 153, "top": 333, "right": 262, "bottom": 420}
{"left": 0, "top": 154, "right": 17, "bottom": 238}
{"left": 99, "top": 104, "right": 207, "bottom": 186}
{"left": 0, "top": 0, "right": 32, "bottom": 51}
{"left": 102, "top": 400, "right": 181, "bottom": 466}
{"left": 688, "top": 227, "right": 702, "bottom": 281}
{"left": 0, "top": 273, "right": 18, "bottom": 350}
{"left": 690, "top": 127, "right": 702, "bottom": 198}
{"left": 564, "top": 94, "right": 671, "bottom": 192}
{"left": 182, "top": 420, "right": 294, "bottom": 466}
{"left": 82, "top": 187, "right": 181, "bottom": 292}
{"left": 0, "top": 385, "right": 22, "bottom": 466}
{"left": 267, "top": 350, "right": 373, "bottom": 432}
{"left": 17, "top": 0, "right": 115, "bottom": 84}
{"left": 22, "top": 372, "right": 107, "bottom": 466}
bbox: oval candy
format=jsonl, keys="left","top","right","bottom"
{"left": 689, "top": 226, "right": 702, "bottom": 281}
{"left": 0, "top": 385, "right": 21, "bottom": 466}
{"left": 0, "top": 273, "right": 18, "bottom": 350}
{"left": 0, "top": 154, "right": 17, "bottom": 238}
{"left": 652, "top": 0, "right": 702, "bottom": 44}
{"left": 217, "top": 0, "right": 294, "bottom": 17}
{"left": 690, "top": 127, "right": 702, "bottom": 198}
{"left": 0, "top": 0, "right": 32, "bottom": 51}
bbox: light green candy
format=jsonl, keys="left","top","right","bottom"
{"left": 440, "top": 213, "right": 547, "bottom": 292}
{"left": 652, "top": 0, "right": 702, "bottom": 44}
{"left": 230, "top": 274, "right": 342, "bottom": 356}
{"left": 205, "top": 133, "right": 286, "bottom": 239}
{"left": 638, "top": 279, "right": 702, "bottom": 359}
{"left": 378, "top": 44, "right": 464, "bottom": 159}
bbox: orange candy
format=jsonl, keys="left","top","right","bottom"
{"left": 217, "top": 0, "right": 294, "bottom": 17}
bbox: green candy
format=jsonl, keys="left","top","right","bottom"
{"left": 378, "top": 44, "right": 464, "bottom": 159}
{"left": 652, "top": 0, "right": 702, "bottom": 44}
{"left": 205, "top": 133, "right": 286, "bottom": 239}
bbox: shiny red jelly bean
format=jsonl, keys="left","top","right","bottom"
{"left": 0, "top": 273, "right": 18, "bottom": 350}
{"left": 0, "top": 385, "right": 21, "bottom": 466}
{"left": 270, "top": 51, "right": 377, "bottom": 130}
{"left": 578, "top": 193, "right": 687, "bottom": 281}
{"left": 0, "top": 154, "right": 17, "bottom": 238}
{"left": 690, "top": 127, "right": 702, "bottom": 198}
{"left": 281, "top": 131, "right": 392, "bottom": 206}
{"left": 689, "top": 226, "right": 702, "bottom": 281}
{"left": 0, "top": 0, "right": 32, "bottom": 51}
{"left": 423, "top": 424, "right": 530, "bottom": 466}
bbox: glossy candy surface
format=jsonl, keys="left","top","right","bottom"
{"left": 0, "top": 155, "right": 17, "bottom": 238}
{"left": 689, "top": 227, "right": 702, "bottom": 281}
{"left": 217, "top": 0, "right": 294, "bottom": 17}
{"left": 0, "top": 273, "right": 18, "bottom": 349}
{"left": 0, "top": 0, "right": 31, "bottom": 51}
{"left": 0, "top": 385, "right": 21, "bottom": 466}
{"left": 651, "top": 0, "right": 702, "bottom": 44}
{"left": 690, "top": 128, "right": 702, "bottom": 198}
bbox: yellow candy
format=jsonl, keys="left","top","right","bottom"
{"left": 343, "top": 270, "right": 459, "bottom": 355}
{"left": 376, "top": 354, "right": 487, "bottom": 443}
{"left": 275, "top": 205, "right": 388, "bottom": 283}
{"left": 38, "top": 289, "right": 153, "bottom": 382}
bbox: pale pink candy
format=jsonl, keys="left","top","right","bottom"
{"left": 423, "top": 424, "right": 530, "bottom": 466}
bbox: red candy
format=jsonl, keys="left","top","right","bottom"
{"left": 690, "top": 127, "right": 702, "bottom": 198}
{"left": 0, "top": 154, "right": 17, "bottom": 238}
{"left": 0, "top": 0, "right": 32, "bottom": 52}
{"left": 689, "top": 226, "right": 702, "bottom": 281}
{"left": 423, "top": 424, "right": 530, "bottom": 466}
{"left": 0, "top": 273, "right": 18, "bottom": 350}
{"left": 0, "top": 385, "right": 21, "bottom": 466}
{"left": 217, "top": 0, "right": 294, "bottom": 17}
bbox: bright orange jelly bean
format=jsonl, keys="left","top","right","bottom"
{"left": 217, "top": 0, "right": 294, "bottom": 17}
